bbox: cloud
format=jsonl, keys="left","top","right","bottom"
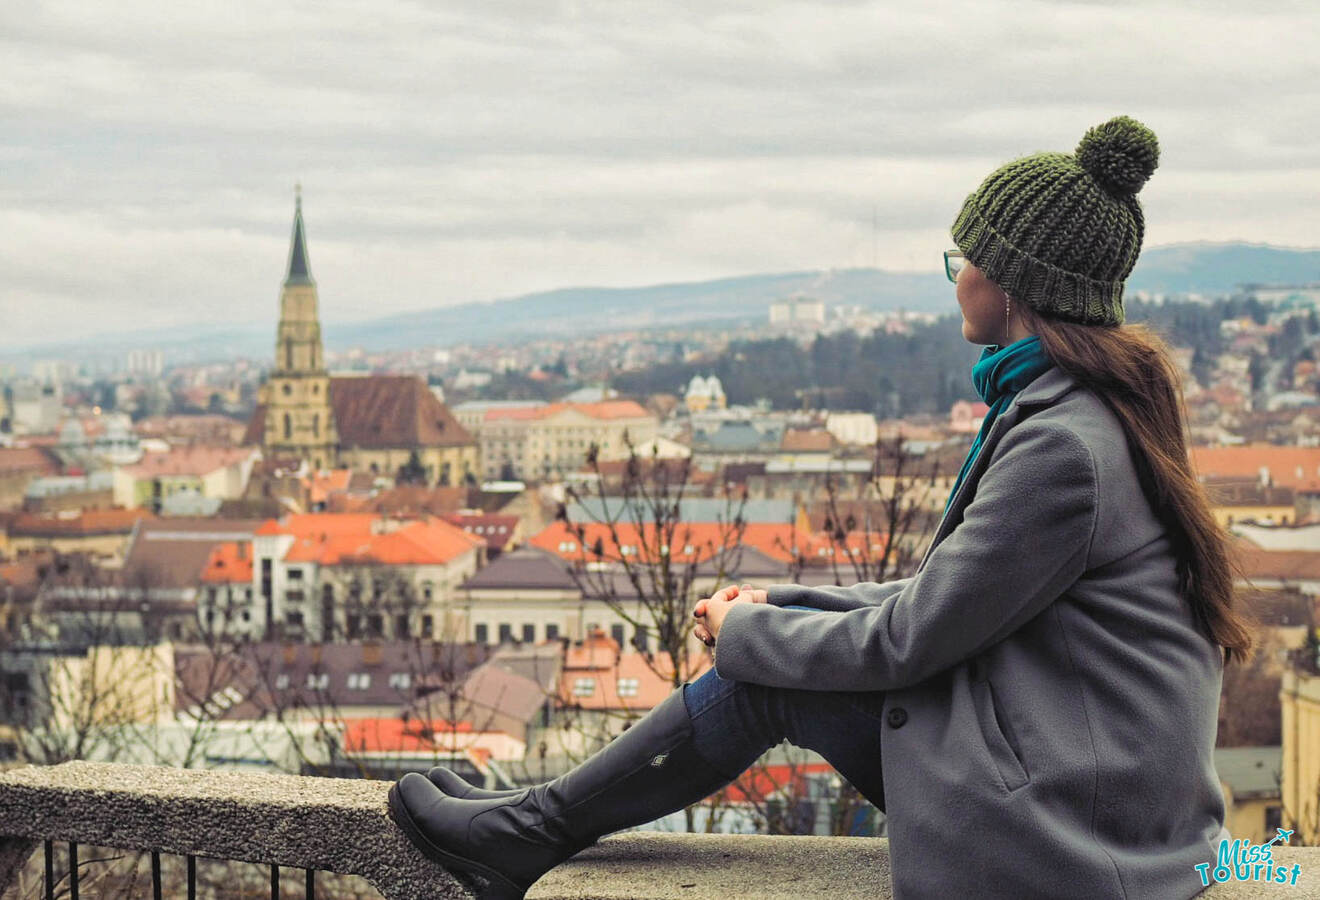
{"left": 1, "top": 0, "right": 1318, "bottom": 348}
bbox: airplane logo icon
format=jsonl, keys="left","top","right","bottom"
{"left": 1263, "top": 828, "right": 1294, "bottom": 848}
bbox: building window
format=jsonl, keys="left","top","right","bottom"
{"left": 617, "top": 678, "right": 640, "bottom": 698}
{"left": 288, "top": 568, "right": 303, "bottom": 581}
{"left": 306, "top": 672, "right": 328, "bottom": 690}
{"left": 545, "top": 623, "right": 560, "bottom": 641}
{"left": 633, "top": 628, "right": 648, "bottom": 652}
{"left": 285, "top": 590, "right": 304, "bottom": 603}
{"left": 522, "top": 623, "right": 535, "bottom": 643}
{"left": 475, "top": 623, "right": 489, "bottom": 644}
{"left": 286, "top": 611, "right": 303, "bottom": 628}
{"left": 1266, "top": 805, "right": 1283, "bottom": 833}
{"left": 572, "top": 677, "right": 596, "bottom": 697}
{"left": 274, "top": 674, "right": 289, "bottom": 690}
{"left": 241, "top": 610, "right": 251, "bottom": 622}
{"left": 283, "top": 414, "right": 292, "bottom": 440}
{"left": 347, "top": 672, "right": 371, "bottom": 690}
{"left": 346, "top": 614, "right": 361, "bottom": 640}
{"left": 367, "top": 613, "right": 383, "bottom": 637}
{"left": 611, "top": 624, "right": 626, "bottom": 647}
{"left": 498, "top": 623, "right": 513, "bottom": 644}
{"left": 312, "top": 414, "right": 319, "bottom": 438}
{"left": 421, "top": 614, "right": 434, "bottom": 638}
{"left": 388, "top": 672, "right": 411, "bottom": 690}
{"left": 396, "top": 614, "right": 410, "bottom": 639}
{"left": 422, "top": 583, "right": 433, "bottom": 602}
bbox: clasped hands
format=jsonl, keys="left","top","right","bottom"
{"left": 692, "top": 583, "right": 768, "bottom": 647}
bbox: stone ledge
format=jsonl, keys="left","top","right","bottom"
{"left": 532, "top": 833, "right": 1320, "bottom": 899}
{"left": 0, "top": 762, "right": 1316, "bottom": 899}
{"left": 0, "top": 760, "right": 469, "bottom": 900}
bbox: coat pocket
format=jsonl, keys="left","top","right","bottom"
{"left": 971, "top": 677, "right": 1030, "bottom": 792}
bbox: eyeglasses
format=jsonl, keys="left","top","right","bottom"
{"left": 944, "top": 249, "right": 966, "bottom": 283}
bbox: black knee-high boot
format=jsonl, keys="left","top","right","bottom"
{"left": 388, "top": 688, "right": 732, "bottom": 900}
{"left": 426, "top": 766, "right": 521, "bottom": 800}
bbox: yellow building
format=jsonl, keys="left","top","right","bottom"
{"left": 44, "top": 643, "right": 177, "bottom": 731}
{"left": 468, "top": 400, "right": 659, "bottom": 481}
{"left": 1281, "top": 667, "right": 1320, "bottom": 842}
{"left": 1215, "top": 746, "right": 1283, "bottom": 844}
{"left": 245, "top": 194, "right": 479, "bottom": 486}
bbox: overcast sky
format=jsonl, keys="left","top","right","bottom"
{"left": 3, "top": 0, "right": 1318, "bottom": 350}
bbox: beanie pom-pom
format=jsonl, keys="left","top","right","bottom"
{"left": 1075, "top": 115, "right": 1160, "bottom": 196}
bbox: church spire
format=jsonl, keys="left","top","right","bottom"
{"left": 285, "top": 183, "right": 314, "bottom": 287}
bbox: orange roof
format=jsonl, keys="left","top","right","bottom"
{"left": 530, "top": 520, "right": 816, "bottom": 565}
{"left": 306, "top": 469, "right": 354, "bottom": 505}
{"left": 283, "top": 513, "right": 381, "bottom": 539}
{"left": 124, "top": 445, "right": 255, "bottom": 478}
{"left": 281, "top": 516, "right": 484, "bottom": 566}
{"left": 722, "top": 762, "right": 837, "bottom": 804}
{"left": 484, "top": 400, "right": 649, "bottom": 423}
{"left": 200, "top": 542, "right": 254, "bottom": 583}
{"left": 560, "top": 633, "right": 711, "bottom": 710}
{"left": 1191, "top": 445, "right": 1320, "bottom": 489}
{"left": 807, "top": 530, "right": 893, "bottom": 559}
{"left": 342, "top": 717, "right": 483, "bottom": 754}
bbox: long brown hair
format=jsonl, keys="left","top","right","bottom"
{"left": 1013, "top": 301, "right": 1255, "bottom": 665}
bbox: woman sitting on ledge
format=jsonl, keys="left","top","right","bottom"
{"left": 388, "top": 115, "right": 1254, "bottom": 900}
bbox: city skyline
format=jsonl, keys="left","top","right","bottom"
{"left": 3, "top": 1, "right": 1319, "bottom": 347}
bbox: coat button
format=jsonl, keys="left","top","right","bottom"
{"left": 887, "top": 707, "right": 908, "bottom": 728}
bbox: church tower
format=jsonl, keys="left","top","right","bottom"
{"left": 263, "top": 188, "right": 337, "bottom": 470}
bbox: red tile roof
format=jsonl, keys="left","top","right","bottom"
{"left": 244, "top": 375, "right": 475, "bottom": 450}
{"left": 560, "top": 632, "right": 711, "bottom": 711}
{"left": 10, "top": 508, "right": 152, "bottom": 537}
{"left": 1233, "top": 543, "right": 1320, "bottom": 581}
{"left": 722, "top": 762, "right": 837, "bottom": 804}
{"left": 530, "top": 520, "right": 818, "bottom": 565}
{"left": 0, "top": 447, "right": 59, "bottom": 477}
{"left": 306, "top": 469, "right": 354, "bottom": 505}
{"left": 341, "top": 717, "right": 482, "bottom": 753}
{"left": 200, "top": 542, "right": 254, "bottom": 583}
{"left": 440, "top": 513, "right": 519, "bottom": 552}
{"left": 780, "top": 428, "right": 835, "bottom": 453}
{"left": 331, "top": 376, "right": 473, "bottom": 448}
{"left": 1191, "top": 445, "right": 1320, "bottom": 489}
{"left": 275, "top": 515, "right": 484, "bottom": 566}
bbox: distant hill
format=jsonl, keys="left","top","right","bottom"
{"left": 1127, "top": 242, "right": 1320, "bottom": 296}
{"left": 9, "top": 241, "right": 1320, "bottom": 361}
{"left": 322, "top": 268, "right": 951, "bottom": 351}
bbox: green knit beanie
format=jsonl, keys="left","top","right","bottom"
{"left": 951, "top": 115, "right": 1160, "bottom": 326}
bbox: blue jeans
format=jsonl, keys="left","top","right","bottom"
{"left": 680, "top": 605, "right": 888, "bottom": 811}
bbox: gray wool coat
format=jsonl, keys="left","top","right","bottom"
{"left": 713, "top": 365, "right": 1231, "bottom": 900}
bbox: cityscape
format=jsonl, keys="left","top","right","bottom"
{"left": 3, "top": 1, "right": 1320, "bottom": 896}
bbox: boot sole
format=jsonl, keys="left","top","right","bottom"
{"left": 387, "top": 782, "right": 528, "bottom": 900}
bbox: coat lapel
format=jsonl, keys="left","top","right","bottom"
{"left": 915, "top": 366, "right": 1079, "bottom": 573}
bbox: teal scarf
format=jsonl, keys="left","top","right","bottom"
{"left": 944, "top": 336, "right": 1053, "bottom": 514}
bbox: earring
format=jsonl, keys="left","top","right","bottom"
{"left": 1004, "top": 296, "right": 1011, "bottom": 337}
